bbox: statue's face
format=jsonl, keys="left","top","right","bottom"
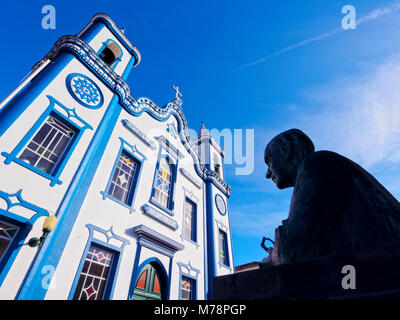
{"left": 264, "top": 140, "right": 294, "bottom": 189}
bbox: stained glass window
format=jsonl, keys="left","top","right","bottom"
{"left": 0, "top": 220, "right": 19, "bottom": 263}
{"left": 107, "top": 151, "right": 137, "bottom": 204}
{"left": 19, "top": 115, "right": 76, "bottom": 175}
{"left": 153, "top": 158, "right": 172, "bottom": 208}
{"left": 136, "top": 270, "right": 147, "bottom": 290}
{"left": 218, "top": 229, "right": 229, "bottom": 266}
{"left": 152, "top": 273, "right": 160, "bottom": 294}
{"left": 73, "top": 245, "right": 115, "bottom": 300}
{"left": 184, "top": 200, "right": 195, "bottom": 241}
{"left": 181, "top": 276, "right": 194, "bottom": 300}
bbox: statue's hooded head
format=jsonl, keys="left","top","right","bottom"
{"left": 264, "top": 129, "right": 315, "bottom": 189}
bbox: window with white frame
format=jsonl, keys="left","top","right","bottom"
{"left": 107, "top": 151, "right": 138, "bottom": 204}
{"left": 72, "top": 245, "right": 115, "bottom": 300}
{"left": 180, "top": 276, "right": 195, "bottom": 300}
{"left": 18, "top": 115, "right": 76, "bottom": 175}
{"left": 153, "top": 157, "right": 172, "bottom": 208}
{"left": 183, "top": 199, "right": 196, "bottom": 242}
{"left": 0, "top": 220, "right": 19, "bottom": 263}
{"left": 218, "top": 229, "right": 229, "bottom": 266}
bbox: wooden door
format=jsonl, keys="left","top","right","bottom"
{"left": 133, "top": 264, "right": 162, "bottom": 300}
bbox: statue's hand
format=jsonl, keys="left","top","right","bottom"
{"left": 261, "top": 237, "right": 275, "bottom": 255}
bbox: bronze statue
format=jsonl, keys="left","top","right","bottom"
{"left": 262, "top": 129, "right": 400, "bottom": 266}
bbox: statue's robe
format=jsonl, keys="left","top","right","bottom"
{"left": 270, "top": 151, "right": 400, "bottom": 265}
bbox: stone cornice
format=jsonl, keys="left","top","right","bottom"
{"left": 132, "top": 224, "right": 184, "bottom": 254}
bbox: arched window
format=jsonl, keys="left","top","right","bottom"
{"left": 99, "top": 40, "right": 122, "bottom": 69}
{"left": 214, "top": 155, "right": 221, "bottom": 177}
{"left": 153, "top": 157, "right": 172, "bottom": 208}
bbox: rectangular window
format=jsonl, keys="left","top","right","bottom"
{"left": 18, "top": 115, "right": 76, "bottom": 175}
{"left": 73, "top": 245, "right": 115, "bottom": 300}
{"left": 0, "top": 220, "right": 20, "bottom": 264}
{"left": 181, "top": 276, "right": 195, "bottom": 300}
{"left": 107, "top": 151, "right": 138, "bottom": 204}
{"left": 183, "top": 199, "right": 196, "bottom": 241}
{"left": 218, "top": 229, "right": 229, "bottom": 266}
{"left": 153, "top": 157, "right": 172, "bottom": 209}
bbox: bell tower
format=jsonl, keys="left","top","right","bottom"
{"left": 196, "top": 122, "right": 233, "bottom": 299}
{"left": 76, "top": 13, "right": 141, "bottom": 80}
{"left": 0, "top": 14, "right": 142, "bottom": 299}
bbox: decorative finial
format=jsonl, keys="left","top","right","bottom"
{"left": 172, "top": 84, "right": 183, "bottom": 107}
{"left": 198, "top": 121, "right": 208, "bottom": 138}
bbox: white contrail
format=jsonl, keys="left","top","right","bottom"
{"left": 237, "top": 0, "right": 400, "bottom": 71}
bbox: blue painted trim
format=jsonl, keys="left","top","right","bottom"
{"left": 180, "top": 197, "right": 199, "bottom": 248}
{"left": 177, "top": 261, "right": 200, "bottom": 300}
{"left": 128, "top": 257, "right": 169, "bottom": 300}
{"left": 0, "top": 214, "right": 30, "bottom": 289}
{"left": 149, "top": 151, "right": 178, "bottom": 216}
{"left": 77, "top": 21, "right": 104, "bottom": 44}
{"left": 215, "top": 194, "right": 227, "bottom": 216}
{"left": 129, "top": 224, "right": 183, "bottom": 299}
{"left": 33, "top": 34, "right": 232, "bottom": 197}
{"left": 78, "top": 14, "right": 140, "bottom": 65}
{"left": 101, "top": 137, "right": 146, "bottom": 214}
{"left": 97, "top": 39, "right": 124, "bottom": 71}
{"left": 167, "top": 123, "right": 178, "bottom": 139}
{"left": 16, "top": 94, "right": 122, "bottom": 300}
{"left": 205, "top": 181, "right": 215, "bottom": 300}
{"left": 68, "top": 224, "right": 129, "bottom": 300}
{"left": 225, "top": 198, "right": 235, "bottom": 270}
{"left": 202, "top": 182, "right": 208, "bottom": 299}
{"left": 0, "top": 190, "right": 50, "bottom": 287}
{"left": 34, "top": 35, "right": 231, "bottom": 197}
{"left": 167, "top": 257, "right": 173, "bottom": 300}
{"left": 132, "top": 225, "right": 184, "bottom": 254}
{"left": 217, "top": 228, "right": 231, "bottom": 271}
{"left": 1, "top": 96, "right": 92, "bottom": 187}
{"left": 0, "top": 189, "right": 50, "bottom": 225}
{"left": 121, "top": 55, "right": 136, "bottom": 81}
{"left": 0, "top": 52, "right": 74, "bottom": 138}
{"left": 66, "top": 73, "right": 104, "bottom": 109}
{"left": 128, "top": 242, "right": 142, "bottom": 300}
{"left": 140, "top": 237, "right": 176, "bottom": 258}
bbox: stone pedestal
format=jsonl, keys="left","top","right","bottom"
{"left": 214, "top": 246, "right": 400, "bottom": 300}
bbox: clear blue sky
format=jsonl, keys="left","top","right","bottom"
{"left": 1, "top": 0, "right": 400, "bottom": 267}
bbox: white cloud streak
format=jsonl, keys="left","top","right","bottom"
{"left": 238, "top": 0, "right": 400, "bottom": 70}
{"left": 230, "top": 54, "right": 400, "bottom": 244}
{"left": 300, "top": 54, "right": 400, "bottom": 169}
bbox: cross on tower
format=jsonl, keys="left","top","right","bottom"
{"left": 172, "top": 85, "right": 182, "bottom": 99}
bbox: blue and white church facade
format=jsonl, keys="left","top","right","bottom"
{"left": 0, "top": 14, "right": 233, "bottom": 300}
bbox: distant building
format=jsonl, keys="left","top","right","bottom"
{"left": 0, "top": 14, "right": 233, "bottom": 300}
{"left": 235, "top": 262, "right": 260, "bottom": 273}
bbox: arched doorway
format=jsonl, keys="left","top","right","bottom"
{"left": 133, "top": 263, "right": 162, "bottom": 300}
